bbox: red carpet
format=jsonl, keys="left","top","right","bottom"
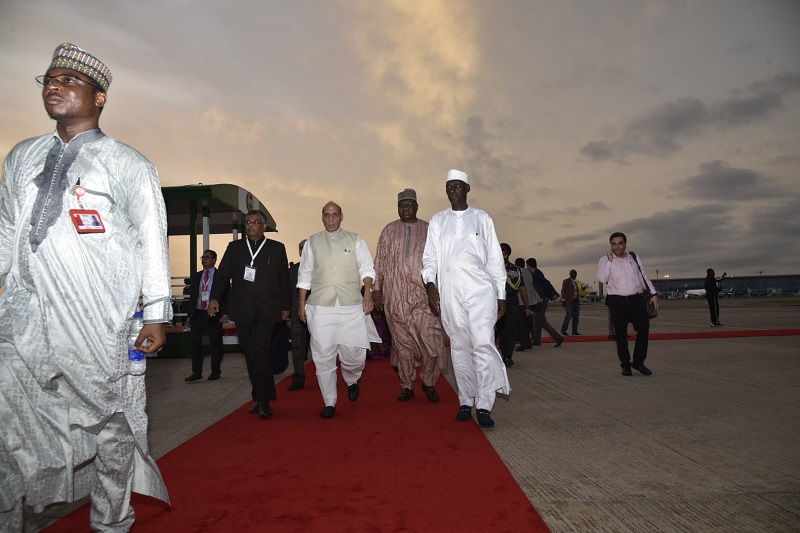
{"left": 542, "top": 329, "right": 800, "bottom": 343}
{"left": 45, "top": 357, "right": 549, "bottom": 532}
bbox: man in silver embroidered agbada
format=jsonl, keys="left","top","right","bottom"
{"left": 0, "top": 43, "right": 171, "bottom": 531}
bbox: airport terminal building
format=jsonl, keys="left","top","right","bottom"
{"left": 651, "top": 273, "right": 800, "bottom": 299}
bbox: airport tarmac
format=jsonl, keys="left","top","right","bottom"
{"left": 27, "top": 298, "right": 800, "bottom": 532}
{"left": 484, "top": 298, "right": 800, "bottom": 532}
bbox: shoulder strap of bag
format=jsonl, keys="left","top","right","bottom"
{"left": 629, "top": 252, "right": 651, "bottom": 295}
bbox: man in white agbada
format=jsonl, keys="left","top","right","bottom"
{"left": 297, "top": 201, "right": 381, "bottom": 419}
{"left": 422, "top": 169, "right": 511, "bottom": 428}
{"left": 0, "top": 44, "right": 171, "bottom": 532}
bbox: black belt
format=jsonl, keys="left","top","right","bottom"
{"left": 608, "top": 293, "right": 644, "bottom": 300}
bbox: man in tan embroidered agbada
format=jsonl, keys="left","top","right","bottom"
{"left": 373, "top": 189, "right": 446, "bottom": 402}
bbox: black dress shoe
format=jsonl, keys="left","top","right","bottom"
{"left": 456, "top": 405, "right": 472, "bottom": 421}
{"left": 560, "top": 330, "right": 568, "bottom": 336}
{"left": 621, "top": 364, "right": 632, "bottom": 376}
{"left": 397, "top": 388, "right": 414, "bottom": 401}
{"left": 515, "top": 346, "right": 528, "bottom": 352}
{"left": 258, "top": 401, "right": 274, "bottom": 419}
{"left": 632, "top": 363, "right": 653, "bottom": 376}
{"left": 502, "top": 357, "right": 514, "bottom": 367}
{"left": 476, "top": 409, "right": 495, "bottom": 428}
{"left": 207, "top": 372, "right": 220, "bottom": 381}
{"left": 532, "top": 341, "right": 541, "bottom": 346}
{"left": 184, "top": 372, "right": 203, "bottom": 383}
{"left": 287, "top": 382, "right": 304, "bottom": 391}
{"left": 421, "top": 385, "right": 439, "bottom": 403}
{"left": 248, "top": 402, "right": 259, "bottom": 413}
{"left": 554, "top": 338, "right": 563, "bottom": 348}
{"left": 320, "top": 405, "right": 336, "bottom": 419}
{"left": 348, "top": 382, "right": 360, "bottom": 401}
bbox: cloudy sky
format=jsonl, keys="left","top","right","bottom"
{"left": 1, "top": 0, "right": 798, "bottom": 288}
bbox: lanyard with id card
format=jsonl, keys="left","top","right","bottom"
{"left": 69, "top": 180, "right": 105, "bottom": 233}
{"left": 245, "top": 238, "right": 267, "bottom": 282}
{"left": 201, "top": 271, "right": 211, "bottom": 304}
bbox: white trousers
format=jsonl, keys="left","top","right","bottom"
{"left": 0, "top": 412, "right": 136, "bottom": 533}
{"left": 89, "top": 412, "right": 136, "bottom": 532}
{"left": 0, "top": 505, "right": 22, "bottom": 532}
{"left": 440, "top": 286, "right": 510, "bottom": 413}
{"left": 311, "top": 343, "right": 366, "bottom": 407}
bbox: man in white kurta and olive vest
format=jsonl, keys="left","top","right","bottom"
{"left": 0, "top": 44, "right": 171, "bottom": 532}
{"left": 297, "top": 201, "right": 381, "bottom": 419}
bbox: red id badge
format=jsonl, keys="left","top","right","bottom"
{"left": 69, "top": 209, "right": 106, "bottom": 233}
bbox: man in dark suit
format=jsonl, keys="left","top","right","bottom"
{"left": 209, "top": 210, "right": 291, "bottom": 419}
{"left": 560, "top": 269, "right": 581, "bottom": 336}
{"left": 704, "top": 268, "right": 727, "bottom": 327}
{"left": 185, "top": 250, "right": 225, "bottom": 382}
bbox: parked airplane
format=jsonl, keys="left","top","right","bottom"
{"left": 684, "top": 289, "right": 706, "bottom": 298}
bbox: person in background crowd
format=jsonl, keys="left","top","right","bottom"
{"left": 185, "top": 250, "right": 226, "bottom": 383}
{"left": 514, "top": 257, "right": 535, "bottom": 352}
{"left": 287, "top": 240, "right": 310, "bottom": 391}
{"left": 525, "top": 258, "right": 564, "bottom": 347}
{"left": 496, "top": 245, "right": 531, "bottom": 367}
{"left": 705, "top": 268, "right": 727, "bottom": 327}
{"left": 597, "top": 232, "right": 659, "bottom": 376}
{"left": 560, "top": 269, "right": 582, "bottom": 336}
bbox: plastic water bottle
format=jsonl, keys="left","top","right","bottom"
{"left": 128, "top": 311, "right": 147, "bottom": 375}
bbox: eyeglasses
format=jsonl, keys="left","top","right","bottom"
{"left": 244, "top": 220, "right": 265, "bottom": 226}
{"left": 35, "top": 74, "right": 103, "bottom": 91}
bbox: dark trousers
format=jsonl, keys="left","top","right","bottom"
{"left": 516, "top": 305, "right": 532, "bottom": 349}
{"left": 607, "top": 295, "right": 650, "bottom": 367}
{"left": 498, "top": 302, "right": 520, "bottom": 358}
{"left": 237, "top": 320, "right": 278, "bottom": 403}
{"left": 529, "top": 303, "right": 550, "bottom": 341}
{"left": 290, "top": 319, "right": 309, "bottom": 384}
{"left": 706, "top": 295, "right": 721, "bottom": 325}
{"left": 561, "top": 300, "right": 580, "bottom": 334}
{"left": 190, "top": 311, "right": 224, "bottom": 374}
{"left": 531, "top": 308, "right": 563, "bottom": 343}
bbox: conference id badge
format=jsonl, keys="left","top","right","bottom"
{"left": 244, "top": 266, "right": 257, "bottom": 282}
{"left": 201, "top": 291, "right": 210, "bottom": 302}
{"left": 69, "top": 209, "right": 105, "bottom": 233}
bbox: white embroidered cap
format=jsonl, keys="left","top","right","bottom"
{"left": 446, "top": 169, "right": 468, "bottom": 184}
